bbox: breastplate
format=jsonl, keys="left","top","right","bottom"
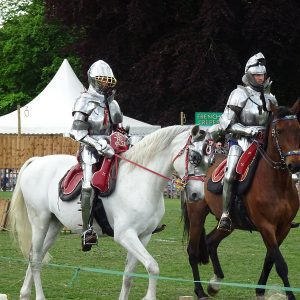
{"left": 88, "top": 106, "right": 111, "bottom": 135}
{"left": 239, "top": 95, "right": 270, "bottom": 126}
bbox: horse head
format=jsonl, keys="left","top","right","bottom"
{"left": 268, "top": 100, "right": 300, "bottom": 173}
{"left": 173, "top": 125, "right": 213, "bottom": 201}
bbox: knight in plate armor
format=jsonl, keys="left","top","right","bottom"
{"left": 70, "top": 60, "right": 123, "bottom": 251}
{"left": 208, "top": 52, "right": 278, "bottom": 232}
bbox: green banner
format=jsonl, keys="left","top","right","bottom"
{"left": 195, "top": 112, "right": 222, "bottom": 126}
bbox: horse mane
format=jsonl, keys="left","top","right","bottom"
{"left": 276, "top": 105, "right": 293, "bottom": 118}
{"left": 122, "top": 125, "right": 190, "bottom": 170}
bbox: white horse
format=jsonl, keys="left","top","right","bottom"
{"left": 8, "top": 125, "right": 208, "bottom": 300}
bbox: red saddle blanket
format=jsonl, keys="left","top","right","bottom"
{"left": 61, "top": 164, "right": 83, "bottom": 195}
{"left": 211, "top": 142, "right": 258, "bottom": 183}
{"left": 60, "top": 131, "right": 128, "bottom": 197}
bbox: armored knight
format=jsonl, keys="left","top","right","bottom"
{"left": 208, "top": 52, "right": 278, "bottom": 231}
{"left": 70, "top": 60, "right": 123, "bottom": 251}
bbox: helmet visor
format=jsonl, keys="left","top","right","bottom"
{"left": 95, "top": 76, "right": 117, "bottom": 89}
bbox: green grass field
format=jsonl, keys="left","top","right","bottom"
{"left": 0, "top": 196, "right": 299, "bottom": 300}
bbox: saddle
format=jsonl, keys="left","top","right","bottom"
{"left": 59, "top": 131, "right": 129, "bottom": 201}
{"left": 208, "top": 142, "right": 259, "bottom": 195}
{"left": 207, "top": 142, "right": 260, "bottom": 231}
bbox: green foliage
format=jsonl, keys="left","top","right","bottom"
{"left": 0, "top": 92, "right": 30, "bottom": 115}
{"left": 0, "top": 0, "right": 83, "bottom": 115}
{"left": 44, "top": 1, "right": 300, "bottom": 126}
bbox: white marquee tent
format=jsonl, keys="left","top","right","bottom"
{"left": 0, "top": 59, "right": 160, "bottom": 136}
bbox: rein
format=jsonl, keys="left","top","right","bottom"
{"left": 114, "top": 135, "right": 205, "bottom": 190}
{"left": 114, "top": 153, "right": 174, "bottom": 183}
{"left": 256, "top": 114, "right": 300, "bottom": 170}
{"left": 114, "top": 135, "right": 193, "bottom": 189}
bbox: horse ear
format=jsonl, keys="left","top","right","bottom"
{"left": 270, "top": 101, "right": 277, "bottom": 114}
{"left": 290, "top": 98, "right": 300, "bottom": 116}
{"left": 191, "top": 125, "right": 206, "bottom": 142}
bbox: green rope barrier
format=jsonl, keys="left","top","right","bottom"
{"left": 1, "top": 256, "right": 299, "bottom": 293}
{"left": 68, "top": 267, "right": 80, "bottom": 288}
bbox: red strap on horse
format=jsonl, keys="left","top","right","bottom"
{"left": 114, "top": 136, "right": 193, "bottom": 189}
{"left": 114, "top": 153, "right": 174, "bottom": 183}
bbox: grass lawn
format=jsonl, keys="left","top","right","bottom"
{"left": 0, "top": 196, "right": 299, "bottom": 300}
{"left": 0, "top": 191, "right": 13, "bottom": 200}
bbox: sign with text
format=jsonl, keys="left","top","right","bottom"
{"left": 195, "top": 112, "right": 222, "bottom": 127}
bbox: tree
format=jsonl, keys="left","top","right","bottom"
{"left": 0, "top": 0, "right": 82, "bottom": 115}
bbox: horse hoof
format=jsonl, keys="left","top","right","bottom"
{"left": 199, "top": 296, "right": 211, "bottom": 300}
{"left": 207, "top": 284, "right": 219, "bottom": 297}
{"left": 207, "top": 275, "right": 221, "bottom": 296}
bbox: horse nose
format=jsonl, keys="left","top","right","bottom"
{"left": 191, "top": 193, "right": 198, "bottom": 200}
{"left": 189, "top": 150, "right": 202, "bottom": 166}
{"left": 188, "top": 192, "right": 202, "bottom": 201}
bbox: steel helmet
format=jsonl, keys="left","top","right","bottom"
{"left": 242, "top": 53, "right": 267, "bottom": 89}
{"left": 87, "top": 60, "right": 117, "bottom": 93}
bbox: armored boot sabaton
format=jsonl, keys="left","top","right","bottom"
{"left": 80, "top": 188, "right": 98, "bottom": 251}
{"left": 218, "top": 145, "right": 243, "bottom": 232}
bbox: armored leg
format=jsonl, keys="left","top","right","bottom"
{"left": 81, "top": 163, "right": 98, "bottom": 251}
{"left": 218, "top": 145, "right": 243, "bottom": 232}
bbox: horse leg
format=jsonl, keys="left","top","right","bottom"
{"left": 255, "top": 250, "right": 274, "bottom": 299}
{"left": 119, "top": 234, "right": 151, "bottom": 300}
{"left": 20, "top": 215, "right": 61, "bottom": 300}
{"left": 257, "top": 226, "right": 295, "bottom": 300}
{"left": 118, "top": 252, "right": 138, "bottom": 300}
{"left": 206, "top": 226, "right": 231, "bottom": 296}
{"left": 115, "top": 230, "right": 157, "bottom": 300}
{"left": 20, "top": 262, "right": 34, "bottom": 300}
{"left": 187, "top": 204, "right": 210, "bottom": 299}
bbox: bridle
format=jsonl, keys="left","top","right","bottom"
{"left": 257, "top": 114, "right": 300, "bottom": 170}
{"left": 172, "top": 136, "right": 206, "bottom": 190}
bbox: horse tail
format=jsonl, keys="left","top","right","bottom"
{"left": 181, "top": 200, "right": 190, "bottom": 238}
{"left": 291, "top": 221, "right": 300, "bottom": 228}
{"left": 181, "top": 201, "right": 209, "bottom": 265}
{"left": 9, "top": 157, "right": 51, "bottom": 262}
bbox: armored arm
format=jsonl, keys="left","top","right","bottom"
{"left": 228, "top": 124, "right": 264, "bottom": 137}
{"left": 70, "top": 112, "right": 114, "bottom": 158}
{"left": 70, "top": 102, "right": 114, "bottom": 158}
{"left": 218, "top": 87, "right": 265, "bottom": 137}
{"left": 220, "top": 107, "right": 264, "bottom": 138}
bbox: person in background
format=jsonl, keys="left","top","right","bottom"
{"left": 214, "top": 141, "right": 223, "bottom": 154}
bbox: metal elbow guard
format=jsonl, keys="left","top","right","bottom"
{"left": 70, "top": 120, "right": 89, "bottom": 141}
{"left": 207, "top": 124, "right": 224, "bottom": 141}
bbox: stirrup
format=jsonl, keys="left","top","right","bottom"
{"left": 217, "top": 216, "right": 232, "bottom": 232}
{"left": 82, "top": 228, "right": 98, "bottom": 246}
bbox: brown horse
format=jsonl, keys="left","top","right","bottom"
{"left": 183, "top": 100, "right": 300, "bottom": 300}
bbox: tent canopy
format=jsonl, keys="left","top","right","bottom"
{"left": 0, "top": 59, "right": 160, "bottom": 136}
